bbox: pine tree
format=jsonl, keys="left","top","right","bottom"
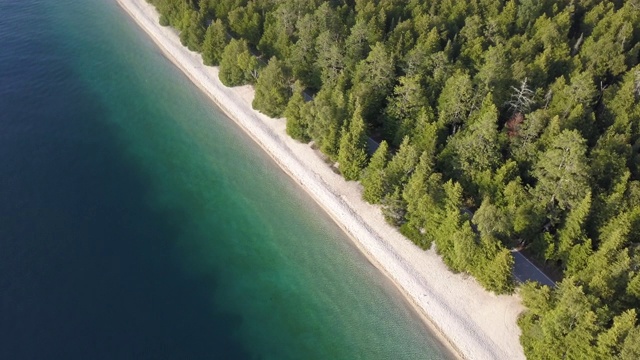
{"left": 307, "top": 75, "right": 348, "bottom": 158}
{"left": 361, "top": 140, "right": 389, "bottom": 203}
{"left": 227, "top": 3, "right": 262, "bottom": 45}
{"left": 289, "top": 13, "right": 321, "bottom": 89}
{"left": 555, "top": 192, "right": 592, "bottom": 265}
{"left": 253, "top": 57, "right": 290, "bottom": 118}
{"left": 437, "top": 70, "right": 474, "bottom": 134}
{"left": 219, "top": 39, "right": 258, "bottom": 86}
{"left": 202, "top": 19, "right": 227, "bottom": 66}
{"left": 477, "top": 247, "right": 515, "bottom": 294}
{"left": 384, "top": 75, "right": 427, "bottom": 145}
{"left": 351, "top": 42, "right": 395, "bottom": 120}
{"left": 621, "top": 325, "right": 640, "bottom": 360}
{"left": 179, "top": 10, "right": 205, "bottom": 52}
{"left": 284, "top": 81, "right": 309, "bottom": 142}
{"left": 337, "top": 103, "right": 368, "bottom": 180}
{"left": 434, "top": 180, "right": 465, "bottom": 263}
{"left": 383, "top": 136, "right": 419, "bottom": 194}
{"left": 533, "top": 129, "right": 591, "bottom": 213}
{"left": 473, "top": 197, "right": 511, "bottom": 239}
{"left": 597, "top": 309, "right": 638, "bottom": 358}
{"left": 452, "top": 94, "right": 502, "bottom": 175}
{"left": 402, "top": 152, "right": 439, "bottom": 247}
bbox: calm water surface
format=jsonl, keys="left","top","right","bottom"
{"left": 0, "top": 1, "right": 451, "bottom": 358}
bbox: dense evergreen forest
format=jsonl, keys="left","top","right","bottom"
{"left": 147, "top": 0, "right": 640, "bottom": 357}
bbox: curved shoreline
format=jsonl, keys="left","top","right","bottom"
{"left": 115, "top": 1, "right": 526, "bottom": 359}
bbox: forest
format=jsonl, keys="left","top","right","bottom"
{"left": 146, "top": 0, "right": 640, "bottom": 358}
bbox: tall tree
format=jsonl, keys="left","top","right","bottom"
{"left": 284, "top": 81, "right": 309, "bottom": 142}
{"left": 227, "top": 2, "right": 262, "bottom": 45}
{"left": 338, "top": 103, "right": 368, "bottom": 180}
{"left": 179, "top": 10, "right": 206, "bottom": 51}
{"left": 439, "top": 94, "right": 502, "bottom": 187}
{"left": 361, "top": 140, "right": 389, "bottom": 203}
{"left": 402, "top": 152, "right": 441, "bottom": 248}
{"left": 384, "top": 75, "right": 427, "bottom": 145}
{"left": 533, "top": 129, "right": 591, "bottom": 213}
{"left": 252, "top": 57, "right": 290, "bottom": 118}
{"left": 351, "top": 42, "right": 395, "bottom": 121}
{"left": 218, "top": 39, "right": 258, "bottom": 86}
{"left": 437, "top": 71, "right": 475, "bottom": 134}
{"left": 289, "top": 14, "right": 321, "bottom": 89}
{"left": 306, "top": 75, "right": 348, "bottom": 157}
{"left": 201, "top": 19, "right": 227, "bottom": 66}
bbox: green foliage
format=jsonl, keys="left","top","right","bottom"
{"left": 227, "top": 2, "right": 262, "bottom": 45}
{"left": 179, "top": 10, "right": 205, "bottom": 51}
{"left": 533, "top": 129, "right": 590, "bottom": 214}
{"left": 289, "top": 14, "right": 321, "bottom": 89}
{"left": 519, "top": 280, "right": 603, "bottom": 359}
{"left": 314, "top": 31, "right": 345, "bottom": 87}
{"left": 306, "top": 76, "right": 348, "bottom": 158}
{"left": 361, "top": 141, "right": 389, "bottom": 204}
{"left": 284, "top": 81, "right": 309, "bottom": 142}
{"left": 337, "top": 103, "right": 368, "bottom": 181}
{"left": 258, "top": 10, "right": 294, "bottom": 60}
{"left": 159, "top": 14, "right": 169, "bottom": 26}
{"left": 383, "top": 137, "right": 419, "bottom": 197}
{"left": 473, "top": 197, "right": 510, "bottom": 239}
{"left": 252, "top": 57, "right": 290, "bottom": 118}
{"left": 436, "top": 71, "right": 474, "bottom": 134}
{"left": 477, "top": 247, "right": 515, "bottom": 294}
{"left": 202, "top": 20, "right": 227, "bottom": 66}
{"left": 402, "top": 153, "right": 440, "bottom": 248}
{"left": 597, "top": 309, "right": 638, "bottom": 359}
{"left": 218, "top": 39, "right": 258, "bottom": 87}
{"left": 351, "top": 42, "right": 395, "bottom": 121}
{"left": 384, "top": 75, "right": 427, "bottom": 145}
{"left": 439, "top": 94, "right": 502, "bottom": 186}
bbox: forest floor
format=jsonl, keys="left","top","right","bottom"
{"left": 116, "top": 0, "right": 527, "bottom": 358}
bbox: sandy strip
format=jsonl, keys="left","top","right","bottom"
{"left": 116, "top": 1, "right": 526, "bottom": 359}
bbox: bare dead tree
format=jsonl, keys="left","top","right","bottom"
{"left": 506, "top": 78, "right": 535, "bottom": 115}
{"left": 572, "top": 33, "right": 584, "bottom": 56}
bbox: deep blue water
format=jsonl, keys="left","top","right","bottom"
{"left": 0, "top": 1, "right": 451, "bottom": 359}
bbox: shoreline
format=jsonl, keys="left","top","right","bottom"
{"left": 115, "top": 0, "right": 526, "bottom": 359}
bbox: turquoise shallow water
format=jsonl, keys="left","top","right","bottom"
{"left": 0, "top": 0, "right": 451, "bottom": 358}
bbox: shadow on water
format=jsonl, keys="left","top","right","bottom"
{"left": 0, "top": 5, "right": 249, "bottom": 359}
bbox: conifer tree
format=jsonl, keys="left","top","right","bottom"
{"left": 361, "top": 140, "right": 389, "bottom": 203}
{"left": 338, "top": 103, "right": 368, "bottom": 181}
{"left": 202, "top": 19, "right": 227, "bottom": 66}
{"left": 253, "top": 57, "right": 290, "bottom": 118}
{"left": 533, "top": 129, "right": 590, "bottom": 213}
{"left": 284, "top": 81, "right": 309, "bottom": 142}
{"left": 554, "top": 192, "right": 592, "bottom": 265}
{"left": 219, "top": 39, "right": 258, "bottom": 86}
{"left": 383, "top": 137, "right": 419, "bottom": 194}
{"left": 307, "top": 75, "right": 348, "bottom": 158}
{"left": 179, "top": 10, "right": 205, "bottom": 51}
{"left": 227, "top": 3, "right": 262, "bottom": 45}
{"left": 351, "top": 42, "right": 395, "bottom": 120}
{"left": 402, "top": 152, "right": 440, "bottom": 247}
{"left": 434, "top": 180, "right": 465, "bottom": 263}
{"left": 477, "top": 247, "right": 515, "bottom": 294}
{"left": 384, "top": 75, "right": 427, "bottom": 145}
{"left": 597, "top": 309, "right": 638, "bottom": 358}
{"left": 437, "top": 70, "right": 474, "bottom": 134}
